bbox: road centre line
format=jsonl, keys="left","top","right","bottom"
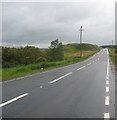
{"left": 77, "top": 66, "right": 86, "bottom": 71}
{"left": 49, "top": 72, "right": 72, "bottom": 84}
{"left": 40, "top": 86, "right": 43, "bottom": 88}
{"left": 87, "top": 63, "right": 91, "bottom": 66}
{"left": 0, "top": 93, "right": 29, "bottom": 107}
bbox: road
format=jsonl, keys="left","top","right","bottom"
{"left": 1, "top": 49, "right": 115, "bottom": 119}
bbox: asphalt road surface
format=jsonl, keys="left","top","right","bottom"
{"left": 1, "top": 48, "right": 115, "bottom": 119}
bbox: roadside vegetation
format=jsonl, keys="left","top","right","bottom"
{"left": 2, "top": 40, "right": 100, "bottom": 81}
{"left": 109, "top": 47, "right": 117, "bottom": 65}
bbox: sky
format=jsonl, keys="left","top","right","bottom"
{"left": 2, "top": 1, "right": 115, "bottom": 48}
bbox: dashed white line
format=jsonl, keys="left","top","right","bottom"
{"left": 40, "top": 86, "right": 43, "bottom": 88}
{"left": 106, "top": 86, "right": 109, "bottom": 93}
{"left": 106, "top": 81, "right": 109, "bottom": 85}
{"left": 87, "top": 63, "right": 91, "bottom": 66}
{"left": 105, "top": 96, "right": 109, "bottom": 105}
{"left": 0, "top": 93, "right": 29, "bottom": 107}
{"left": 104, "top": 113, "right": 110, "bottom": 119}
{"left": 107, "top": 59, "right": 109, "bottom": 77}
{"left": 103, "top": 49, "right": 110, "bottom": 119}
{"left": 106, "top": 76, "right": 109, "bottom": 80}
{"left": 98, "top": 58, "right": 100, "bottom": 60}
{"left": 77, "top": 66, "right": 85, "bottom": 71}
{"left": 49, "top": 72, "right": 72, "bottom": 84}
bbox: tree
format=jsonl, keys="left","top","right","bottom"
{"left": 48, "top": 39, "right": 63, "bottom": 61}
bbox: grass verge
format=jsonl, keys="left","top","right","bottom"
{"left": 109, "top": 48, "right": 117, "bottom": 65}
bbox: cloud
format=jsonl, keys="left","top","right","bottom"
{"left": 2, "top": 2, "right": 115, "bottom": 48}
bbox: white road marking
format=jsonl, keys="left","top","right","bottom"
{"left": 77, "top": 66, "right": 85, "bottom": 71}
{"left": 106, "top": 81, "right": 109, "bottom": 85}
{"left": 104, "top": 113, "right": 110, "bottom": 119}
{"left": 107, "top": 53, "right": 109, "bottom": 77}
{"left": 87, "top": 63, "right": 91, "bottom": 66}
{"left": 3, "top": 75, "right": 33, "bottom": 83}
{"left": 98, "top": 58, "right": 100, "bottom": 60}
{"left": 105, "top": 96, "right": 109, "bottom": 105}
{"left": 3, "top": 68, "right": 59, "bottom": 83}
{"left": 0, "top": 93, "right": 29, "bottom": 107}
{"left": 107, "top": 76, "right": 109, "bottom": 80}
{"left": 49, "top": 72, "right": 72, "bottom": 84}
{"left": 106, "top": 86, "right": 109, "bottom": 93}
{"left": 40, "top": 86, "right": 43, "bottom": 88}
{"left": 103, "top": 50, "right": 110, "bottom": 119}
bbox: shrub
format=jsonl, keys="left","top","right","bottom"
{"left": 37, "top": 57, "right": 47, "bottom": 62}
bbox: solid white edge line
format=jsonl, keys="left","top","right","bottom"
{"left": 3, "top": 75, "right": 32, "bottom": 83}
{"left": 104, "top": 113, "right": 110, "bottom": 119}
{"left": 49, "top": 72, "right": 72, "bottom": 84}
{"left": 0, "top": 93, "right": 29, "bottom": 107}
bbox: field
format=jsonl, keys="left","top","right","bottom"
{"left": 2, "top": 43, "right": 100, "bottom": 81}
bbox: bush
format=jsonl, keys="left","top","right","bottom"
{"left": 37, "top": 57, "right": 47, "bottom": 62}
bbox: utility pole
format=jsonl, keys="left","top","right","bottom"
{"left": 112, "top": 40, "right": 114, "bottom": 52}
{"left": 112, "top": 40, "right": 113, "bottom": 46}
{"left": 79, "top": 26, "right": 83, "bottom": 57}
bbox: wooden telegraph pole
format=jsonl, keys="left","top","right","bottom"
{"left": 79, "top": 26, "right": 84, "bottom": 57}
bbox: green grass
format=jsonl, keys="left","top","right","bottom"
{"left": 2, "top": 43, "right": 100, "bottom": 81}
{"left": 109, "top": 48, "right": 117, "bottom": 65}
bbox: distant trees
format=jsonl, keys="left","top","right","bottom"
{"left": 2, "top": 39, "right": 64, "bottom": 68}
{"left": 47, "top": 39, "right": 64, "bottom": 61}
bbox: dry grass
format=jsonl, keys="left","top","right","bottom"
{"left": 64, "top": 51, "right": 95, "bottom": 59}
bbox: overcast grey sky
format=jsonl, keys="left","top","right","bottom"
{"left": 2, "top": 2, "right": 115, "bottom": 48}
